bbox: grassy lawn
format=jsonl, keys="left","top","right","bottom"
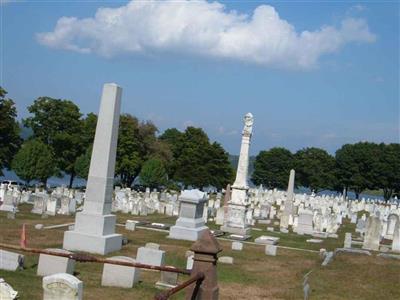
{"left": 1, "top": 204, "right": 399, "bottom": 299}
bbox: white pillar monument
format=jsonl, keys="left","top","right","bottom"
{"left": 63, "top": 83, "right": 123, "bottom": 255}
{"left": 220, "top": 113, "right": 253, "bottom": 237}
{"left": 280, "top": 169, "right": 295, "bottom": 229}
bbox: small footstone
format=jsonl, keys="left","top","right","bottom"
{"left": 265, "top": 245, "right": 277, "bottom": 256}
{"left": 35, "top": 224, "right": 44, "bottom": 230}
{"left": 219, "top": 256, "right": 234, "bottom": 264}
{"left": 231, "top": 241, "right": 243, "bottom": 251}
{"left": 186, "top": 255, "right": 194, "bottom": 270}
{"left": 156, "top": 267, "right": 178, "bottom": 289}
{"left": 255, "top": 236, "right": 280, "bottom": 245}
{"left": 321, "top": 252, "right": 334, "bottom": 266}
{"left": 306, "top": 239, "right": 323, "bottom": 244}
{"left": 125, "top": 220, "right": 137, "bottom": 231}
{"left": 267, "top": 227, "right": 274, "bottom": 232}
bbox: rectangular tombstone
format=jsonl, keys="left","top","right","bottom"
{"left": 125, "top": 220, "right": 137, "bottom": 231}
{"left": 101, "top": 256, "right": 140, "bottom": 288}
{"left": 186, "top": 255, "right": 194, "bottom": 270}
{"left": 136, "top": 247, "right": 165, "bottom": 267}
{"left": 0, "top": 250, "right": 24, "bottom": 271}
{"left": 344, "top": 233, "right": 352, "bottom": 248}
{"left": 43, "top": 273, "right": 82, "bottom": 300}
{"left": 231, "top": 241, "right": 243, "bottom": 251}
{"left": 156, "top": 268, "right": 178, "bottom": 289}
{"left": 37, "top": 249, "right": 75, "bottom": 277}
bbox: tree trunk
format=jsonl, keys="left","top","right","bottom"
{"left": 69, "top": 172, "right": 75, "bottom": 188}
{"left": 383, "top": 188, "right": 392, "bottom": 201}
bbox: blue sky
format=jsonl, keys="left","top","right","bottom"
{"left": 1, "top": 0, "right": 399, "bottom": 155}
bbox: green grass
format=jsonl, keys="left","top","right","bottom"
{"left": 1, "top": 205, "right": 399, "bottom": 299}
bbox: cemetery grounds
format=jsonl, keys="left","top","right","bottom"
{"left": 1, "top": 204, "right": 399, "bottom": 300}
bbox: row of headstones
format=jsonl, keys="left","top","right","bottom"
{"left": 0, "top": 242, "right": 182, "bottom": 299}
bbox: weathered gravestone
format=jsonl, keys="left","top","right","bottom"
{"left": 392, "top": 217, "right": 400, "bottom": 252}
{"left": 156, "top": 266, "right": 178, "bottom": 289}
{"left": 37, "top": 249, "right": 75, "bottom": 277}
{"left": 344, "top": 233, "right": 352, "bottom": 248}
{"left": 136, "top": 247, "right": 165, "bottom": 267}
{"left": 101, "top": 256, "right": 140, "bottom": 288}
{"left": 63, "top": 83, "right": 123, "bottom": 255}
{"left": 362, "top": 216, "right": 381, "bottom": 251}
{"left": 42, "top": 273, "right": 83, "bottom": 300}
{"left": 0, "top": 278, "right": 18, "bottom": 300}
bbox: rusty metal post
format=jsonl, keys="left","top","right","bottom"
{"left": 185, "top": 229, "right": 222, "bottom": 300}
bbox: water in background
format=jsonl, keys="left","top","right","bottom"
{"left": 1, "top": 169, "right": 384, "bottom": 200}
{"left": 0, "top": 169, "right": 86, "bottom": 188}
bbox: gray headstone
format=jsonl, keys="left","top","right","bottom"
{"left": 37, "top": 249, "right": 75, "bottom": 277}
{"left": 101, "top": 256, "right": 140, "bottom": 288}
{"left": 0, "top": 250, "right": 24, "bottom": 271}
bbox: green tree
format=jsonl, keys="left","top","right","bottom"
{"left": 159, "top": 128, "right": 185, "bottom": 179}
{"left": 375, "top": 143, "right": 400, "bottom": 200}
{"left": 166, "top": 127, "right": 233, "bottom": 189}
{"left": 23, "top": 97, "right": 83, "bottom": 187}
{"left": 205, "top": 142, "right": 234, "bottom": 189}
{"left": 139, "top": 158, "right": 167, "bottom": 188}
{"left": 12, "top": 139, "right": 57, "bottom": 185}
{"left": 295, "top": 147, "right": 336, "bottom": 193}
{"left": 335, "top": 142, "right": 381, "bottom": 199}
{"left": 0, "top": 87, "right": 22, "bottom": 175}
{"left": 74, "top": 146, "right": 92, "bottom": 180}
{"left": 73, "top": 113, "right": 98, "bottom": 180}
{"left": 116, "top": 114, "right": 143, "bottom": 187}
{"left": 252, "top": 147, "right": 294, "bottom": 189}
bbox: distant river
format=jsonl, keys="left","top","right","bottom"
{"left": 1, "top": 169, "right": 385, "bottom": 200}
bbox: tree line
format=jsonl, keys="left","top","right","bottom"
{"left": 1, "top": 86, "right": 399, "bottom": 199}
{"left": 0, "top": 87, "right": 233, "bottom": 189}
{"left": 252, "top": 144, "right": 400, "bottom": 200}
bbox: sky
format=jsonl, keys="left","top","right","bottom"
{"left": 1, "top": 0, "right": 399, "bottom": 155}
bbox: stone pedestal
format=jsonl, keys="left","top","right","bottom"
{"left": 169, "top": 189, "right": 208, "bottom": 241}
{"left": 63, "top": 83, "right": 122, "bottom": 255}
{"left": 185, "top": 230, "right": 222, "bottom": 300}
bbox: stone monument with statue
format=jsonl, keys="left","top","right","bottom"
{"left": 220, "top": 113, "right": 253, "bottom": 238}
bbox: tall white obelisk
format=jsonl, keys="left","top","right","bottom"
{"left": 63, "top": 83, "right": 123, "bottom": 255}
{"left": 221, "top": 113, "right": 253, "bottom": 237}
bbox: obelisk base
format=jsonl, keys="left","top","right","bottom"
{"left": 220, "top": 202, "right": 251, "bottom": 238}
{"left": 63, "top": 231, "right": 122, "bottom": 255}
{"left": 63, "top": 212, "right": 122, "bottom": 255}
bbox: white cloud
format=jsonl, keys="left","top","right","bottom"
{"left": 37, "top": 0, "right": 376, "bottom": 70}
